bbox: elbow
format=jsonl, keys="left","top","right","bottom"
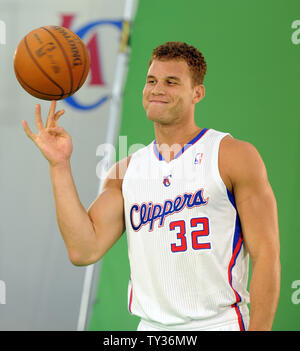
{"left": 70, "top": 258, "right": 90, "bottom": 267}
{"left": 68, "top": 250, "right": 101, "bottom": 267}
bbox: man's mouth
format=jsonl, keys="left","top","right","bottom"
{"left": 149, "top": 100, "right": 168, "bottom": 104}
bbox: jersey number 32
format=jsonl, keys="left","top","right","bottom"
{"left": 170, "top": 217, "right": 211, "bottom": 253}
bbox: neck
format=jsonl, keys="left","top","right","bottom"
{"left": 154, "top": 119, "right": 202, "bottom": 162}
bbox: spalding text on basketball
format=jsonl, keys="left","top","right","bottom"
{"left": 51, "top": 26, "right": 83, "bottom": 66}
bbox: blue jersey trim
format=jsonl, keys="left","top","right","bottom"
{"left": 226, "top": 188, "right": 246, "bottom": 330}
{"left": 153, "top": 128, "right": 209, "bottom": 161}
{"left": 226, "top": 188, "right": 243, "bottom": 254}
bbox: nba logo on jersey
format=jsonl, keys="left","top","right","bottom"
{"left": 163, "top": 174, "right": 172, "bottom": 187}
{"left": 194, "top": 152, "right": 203, "bottom": 164}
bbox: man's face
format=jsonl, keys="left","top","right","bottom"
{"left": 142, "top": 59, "right": 199, "bottom": 125}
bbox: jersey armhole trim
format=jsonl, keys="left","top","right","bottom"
{"left": 211, "top": 132, "right": 231, "bottom": 194}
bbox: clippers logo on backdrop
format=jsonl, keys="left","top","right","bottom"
{"left": 59, "top": 15, "right": 122, "bottom": 110}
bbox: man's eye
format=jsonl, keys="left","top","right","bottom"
{"left": 167, "top": 81, "right": 176, "bottom": 85}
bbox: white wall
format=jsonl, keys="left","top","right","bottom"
{"left": 0, "top": 0, "right": 126, "bottom": 330}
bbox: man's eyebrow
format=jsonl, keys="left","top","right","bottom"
{"left": 166, "top": 76, "right": 181, "bottom": 81}
{"left": 146, "top": 75, "right": 181, "bottom": 81}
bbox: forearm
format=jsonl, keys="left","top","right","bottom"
{"left": 248, "top": 255, "right": 281, "bottom": 331}
{"left": 49, "top": 161, "right": 96, "bottom": 262}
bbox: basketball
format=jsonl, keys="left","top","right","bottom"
{"left": 13, "top": 25, "right": 90, "bottom": 100}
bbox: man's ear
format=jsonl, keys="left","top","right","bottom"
{"left": 192, "top": 84, "right": 205, "bottom": 104}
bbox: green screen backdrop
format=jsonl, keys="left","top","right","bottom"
{"left": 89, "top": 0, "right": 300, "bottom": 331}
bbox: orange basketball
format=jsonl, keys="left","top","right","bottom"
{"left": 13, "top": 25, "right": 90, "bottom": 100}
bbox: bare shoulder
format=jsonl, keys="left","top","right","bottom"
{"left": 88, "top": 155, "right": 132, "bottom": 221}
{"left": 102, "top": 155, "right": 132, "bottom": 190}
{"left": 219, "top": 135, "right": 268, "bottom": 192}
{"left": 220, "top": 135, "right": 263, "bottom": 162}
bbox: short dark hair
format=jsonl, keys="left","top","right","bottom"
{"left": 148, "top": 41, "right": 207, "bottom": 86}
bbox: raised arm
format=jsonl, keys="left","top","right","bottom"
{"left": 23, "top": 101, "right": 128, "bottom": 266}
{"left": 219, "top": 136, "right": 281, "bottom": 331}
{"left": 49, "top": 160, "right": 126, "bottom": 266}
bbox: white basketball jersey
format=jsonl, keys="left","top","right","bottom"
{"left": 122, "top": 128, "right": 250, "bottom": 331}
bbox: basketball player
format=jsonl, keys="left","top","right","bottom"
{"left": 22, "top": 42, "right": 280, "bottom": 331}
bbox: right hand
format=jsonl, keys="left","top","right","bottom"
{"left": 22, "top": 100, "right": 73, "bottom": 167}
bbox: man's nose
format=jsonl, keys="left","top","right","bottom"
{"left": 151, "top": 81, "right": 165, "bottom": 95}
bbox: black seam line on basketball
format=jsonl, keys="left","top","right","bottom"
{"left": 15, "top": 66, "right": 69, "bottom": 97}
{"left": 76, "top": 38, "right": 88, "bottom": 91}
{"left": 41, "top": 26, "right": 73, "bottom": 97}
{"left": 24, "top": 34, "right": 65, "bottom": 99}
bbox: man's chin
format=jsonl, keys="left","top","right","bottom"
{"left": 146, "top": 114, "right": 171, "bottom": 125}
